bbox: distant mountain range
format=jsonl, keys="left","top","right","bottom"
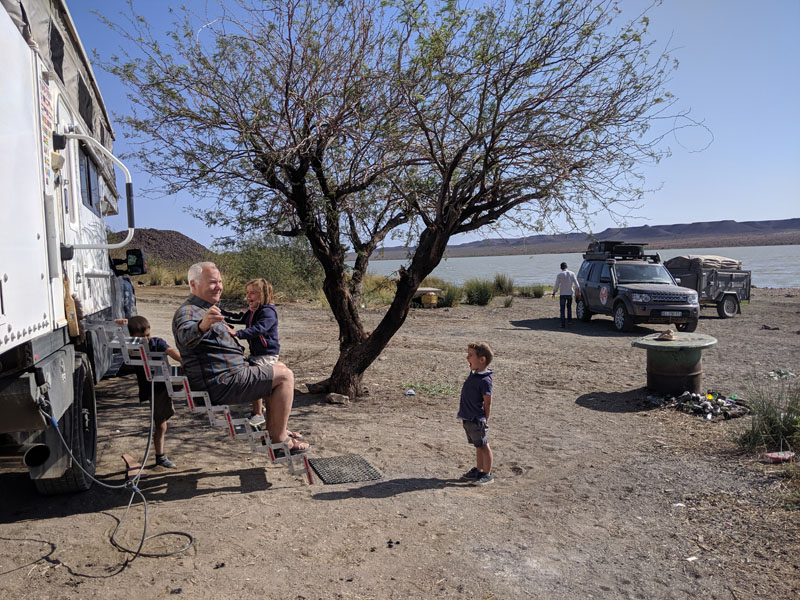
{"left": 114, "top": 219, "right": 800, "bottom": 265}
{"left": 368, "top": 218, "right": 800, "bottom": 260}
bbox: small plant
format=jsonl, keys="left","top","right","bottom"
{"left": 361, "top": 274, "right": 396, "bottom": 307}
{"left": 532, "top": 285, "right": 546, "bottom": 298}
{"left": 463, "top": 278, "right": 494, "bottom": 306}
{"left": 493, "top": 273, "right": 514, "bottom": 295}
{"left": 439, "top": 285, "right": 462, "bottom": 307}
{"left": 401, "top": 382, "right": 460, "bottom": 396}
{"left": 736, "top": 380, "right": 800, "bottom": 452}
{"left": 503, "top": 296, "right": 514, "bottom": 308}
{"left": 145, "top": 264, "right": 171, "bottom": 286}
{"left": 516, "top": 286, "right": 535, "bottom": 298}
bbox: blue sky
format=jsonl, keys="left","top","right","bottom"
{"left": 67, "top": 0, "right": 799, "bottom": 248}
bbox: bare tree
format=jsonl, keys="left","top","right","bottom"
{"left": 104, "top": 0, "right": 678, "bottom": 397}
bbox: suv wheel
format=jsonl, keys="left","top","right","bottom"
{"left": 716, "top": 295, "right": 738, "bottom": 318}
{"left": 576, "top": 298, "right": 592, "bottom": 322}
{"left": 613, "top": 304, "right": 633, "bottom": 332}
{"left": 676, "top": 319, "right": 699, "bottom": 333}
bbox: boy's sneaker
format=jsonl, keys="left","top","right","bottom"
{"left": 248, "top": 413, "right": 266, "bottom": 428}
{"left": 471, "top": 472, "right": 494, "bottom": 486}
{"left": 461, "top": 467, "right": 481, "bottom": 481}
{"left": 155, "top": 455, "right": 176, "bottom": 469}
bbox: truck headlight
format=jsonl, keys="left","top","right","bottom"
{"left": 687, "top": 292, "right": 698, "bottom": 305}
{"left": 631, "top": 292, "right": 651, "bottom": 303}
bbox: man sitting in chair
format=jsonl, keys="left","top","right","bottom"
{"left": 172, "top": 262, "right": 308, "bottom": 454}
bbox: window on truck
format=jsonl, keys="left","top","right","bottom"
{"left": 599, "top": 263, "right": 611, "bottom": 282}
{"left": 78, "top": 145, "right": 101, "bottom": 216}
{"left": 577, "top": 261, "right": 591, "bottom": 279}
{"left": 587, "top": 262, "right": 602, "bottom": 282}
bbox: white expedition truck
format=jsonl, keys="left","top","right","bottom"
{"left": 0, "top": 0, "right": 143, "bottom": 493}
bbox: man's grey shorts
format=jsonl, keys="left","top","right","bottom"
{"left": 462, "top": 419, "right": 489, "bottom": 447}
{"left": 212, "top": 363, "right": 274, "bottom": 405}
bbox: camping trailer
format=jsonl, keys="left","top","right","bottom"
{"left": 0, "top": 0, "right": 142, "bottom": 493}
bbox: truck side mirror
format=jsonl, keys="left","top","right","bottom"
{"left": 125, "top": 249, "right": 147, "bottom": 276}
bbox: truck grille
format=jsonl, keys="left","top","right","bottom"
{"left": 652, "top": 292, "right": 689, "bottom": 303}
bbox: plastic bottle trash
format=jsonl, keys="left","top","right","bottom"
{"left": 406, "top": 389, "right": 416, "bottom": 396}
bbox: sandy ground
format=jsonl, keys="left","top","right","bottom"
{"left": 1, "top": 286, "right": 799, "bottom": 599}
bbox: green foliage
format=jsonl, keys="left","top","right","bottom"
{"left": 439, "top": 285, "right": 462, "bottom": 307}
{"left": 421, "top": 276, "right": 450, "bottom": 290}
{"left": 493, "top": 273, "right": 514, "bottom": 295}
{"left": 216, "top": 236, "right": 324, "bottom": 301}
{"left": 532, "top": 285, "right": 546, "bottom": 299}
{"left": 736, "top": 380, "right": 800, "bottom": 453}
{"left": 463, "top": 278, "right": 494, "bottom": 306}
{"left": 401, "top": 382, "right": 460, "bottom": 397}
{"left": 361, "top": 274, "right": 397, "bottom": 307}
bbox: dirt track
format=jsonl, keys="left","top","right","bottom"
{"left": 1, "top": 286, "right": 799, "bottom": 599}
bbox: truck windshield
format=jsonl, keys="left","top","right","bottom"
{"left": 615, "top": 263, "right": 674, "bottom": 285}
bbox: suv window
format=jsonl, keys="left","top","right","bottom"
{"left": 616, "top": 263, "right": 674, "bottom": 285}
{"left": 599, "top": 264, "right": 612, "bottom": 282}
{"left": 577, "top": 261, "right": 591, "bottom": 279}
{"left": 587, "top": 263, "right": 602, "bottom": 282}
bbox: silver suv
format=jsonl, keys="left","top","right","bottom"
{"left": 575, "top": 241, "right": 700, "bottom": 332}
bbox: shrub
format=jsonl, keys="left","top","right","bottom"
{"left": 493, "top": 273, "right": 514, "bottom": 295}
{"left": 421, "top": 275, "right": 450, "bottom": 290}
{"left": 516, "top": 286, "right": 535, "bottom": 298}
{"left": 532, "top": 285, "right": 546, "bottom": 298}
{"left": 144, "top": 263, "right": 171, "bottom": 286}
{"left": 439, "top": 285, "right": 462, "bottom": 307}
{"left": 736, "top": 380, "right": 800, "bottom": 452}
{"left": 503, "top": 296, "right": 514, "bottom": 308}
{"left": 463, "top": 278, "right": 494, "bottom": 306}
{"left": 361, "top": 274, "right": 396, "bottom": 307}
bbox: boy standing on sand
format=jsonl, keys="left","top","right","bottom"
{"left": 458, "top": 342, "right": 494, "bottom": 486}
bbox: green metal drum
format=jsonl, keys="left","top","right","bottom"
{"left": 631, "top": 333, "right": 718, "bottom": 395}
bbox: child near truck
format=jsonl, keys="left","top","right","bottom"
{"left": 127, "top": 315, "right": 182, "bottom": 469}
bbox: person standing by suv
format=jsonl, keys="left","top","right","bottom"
{"left": 552, "top": 262, "right": 582, "bottom": 328}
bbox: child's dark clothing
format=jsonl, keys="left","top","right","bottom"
{"left": 222, "top": 304, "right": 279, "bottom": 357}
{"left": 134, "top": 336, "right": 175, "bottom": 425}
{"left": 458, "top": 369, "right": 493, "bottom": 447}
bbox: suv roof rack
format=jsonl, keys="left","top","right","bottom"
{"left": 583, "top": 241, "right": 660, "bottom": 262}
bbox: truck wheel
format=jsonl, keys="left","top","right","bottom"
{"left": 613, "top": 304, "right": 633, "bottom": 332}
{"left": 716, "top": 295, "right": 738, "bottom": 318}
{"left": 33, "top": 354, "right": 97, "bottom": 495}
{"left": 576, "top": 298, "right": 592, "bottom": 322}
{"left": 676, "top": 319, "right": 699, "bottom": 333}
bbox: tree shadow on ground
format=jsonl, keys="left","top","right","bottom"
{"left": 575, "top": 387, "right": 657, "bottom": 413}
{"left": 312, "top": 477, "right": 463, "bottom": 501}
{"left": 507, "top": 318, "right": 660, "bottom": 337}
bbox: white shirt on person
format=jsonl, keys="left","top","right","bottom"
{"left": 554, "top": 269, "right": 580, "bottom": 296}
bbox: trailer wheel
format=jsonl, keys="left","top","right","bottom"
{"left": 716, "top": 295, "right": 738, "bottom": 319}
{"left": 34, "top": 354, "right": 97, "bottom": 495}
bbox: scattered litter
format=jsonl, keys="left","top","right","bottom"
{"left": 662, "top": 390, "right": 750, "bottom": 421}
{"left": 672, "top": 503, "right": 686, "bottom": 508}
{"left": 766, "top": 368, "right": 796, "bottom": 379}
{"left": 764, "top": 451, "right": 795, "bottom": 464}
{"left": 685, "top": 556, "right": 698, "bottom": 562}
{"left": 761, "top": 324, "right": 780, "bottom": 330}
{"left": 406, "top": 389, "right": 416, "bottom": 396}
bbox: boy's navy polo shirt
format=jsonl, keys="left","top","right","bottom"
{"left": 458, "top": 369, "right": 493, "bottom": 421}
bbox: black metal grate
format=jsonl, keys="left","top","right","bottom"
{"left": 308, "top": 454, "right": 383, "bottom": 484}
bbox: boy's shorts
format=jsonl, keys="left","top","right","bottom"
{"left": 462, "top": 419, "right": 489, "bottom": 447}
{"left": 248, "top": 354, "right": 279, "bottom": 367}
{"left": 150, "top": 387, "right": 175, "bottom": 426}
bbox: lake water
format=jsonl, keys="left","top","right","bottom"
{"left": 355, "top": 244, "right": 800, "bottom": 288}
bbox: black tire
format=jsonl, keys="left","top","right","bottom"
{"left": 716, "top": 295, "right": 738, "bottom": 318}
{"left": 676, "top": 319, "right": 699, "bottom": 333}
{"left": 576, "top": 298, "right": 592, "bottom": 322}
{"left": 34, "top": 354, "right": 97, "bottom": 495}
{"left": 613, "top": 304, "right": 633, "bottom": 332}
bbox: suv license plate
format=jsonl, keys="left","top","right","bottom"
{"left": 662, "top": 311, "right": 682, "bottom": 317}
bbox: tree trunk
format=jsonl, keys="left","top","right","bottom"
{"left": 326, "top": 226, "right": 451, "bottom": 397}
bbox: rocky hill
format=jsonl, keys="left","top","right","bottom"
{"left": 109, "top": 228, "right": 212, "bottom": 265}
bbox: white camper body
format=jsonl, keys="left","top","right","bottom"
{"left": 0, "top": 0, "right": 138, "bottom": 493}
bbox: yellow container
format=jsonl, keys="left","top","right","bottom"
{"left": 421, "top": 292, "right": 438, "bottom": 307}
